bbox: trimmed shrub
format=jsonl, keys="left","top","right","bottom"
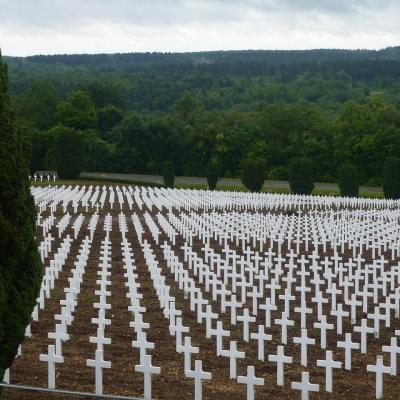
{"left": 0, "top": 54, "right": 42, "bottom": 379}
{"left": 163, "top": 161, "right": 175, "bottom": 188}
{"left": 337, "top": 164, "right": 359, "bottom": 197}
{"left": 54, "top": 125, "right": 83, "bottom": 179}
{"left": 288, "top": 158, "right": 315, "bottom": 195}
{"left": 205, "top": 160, "right": 221, "bottom": 190}
{"left": 241, "top": 158, "right": 266, "bottom": 192}
{"left": 383, "top": 157, "right": 400, "bottom": 199}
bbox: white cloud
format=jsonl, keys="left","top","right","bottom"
{"left": 0, "top": 0, "right": 399, "bottom": 56}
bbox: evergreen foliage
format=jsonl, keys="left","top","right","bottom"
{"left": 162, "top": 161, "right": 175, "bottom": 188}
{"left": 0, "top": 53, "right": 42, "bottom": 379}
{"left": 54, "top": 125, "right": 83, "bottom": 179}
{"left": 337, "top": 164, "right": 359, "bottom": 197}
{"left": 383, "top": 157, "right": 400, "bottom": 199}
{"left": 241, "top": 158, "right": 266, "bottom": 192}
{"left": 288, "top": 158, "right": 315, "bottom": 195}
{"left": 205, "top": 160, "right": 221, "bottom": 190}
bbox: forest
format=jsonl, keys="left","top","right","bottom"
{"left": 5, "top": 47, "right": 400, "bottom": 184}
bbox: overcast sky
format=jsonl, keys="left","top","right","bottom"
{"left": 0, "top": 0, "right": 399, "bottom": 56}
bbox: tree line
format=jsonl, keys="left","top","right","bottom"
{"left": 5, "top": 49, "right": 400, "bottom": 192}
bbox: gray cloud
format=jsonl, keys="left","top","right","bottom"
{"left": 0, "top": 0, "right": 399, "bottom": 55}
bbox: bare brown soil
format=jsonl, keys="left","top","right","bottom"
{"left": 3, "top": 200, "right": 400, "bottom": 400}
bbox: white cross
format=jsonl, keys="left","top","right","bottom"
{"left": 291, "top": 371, "right": 320, "bottom": 400}
{"left": 185, "top": 360, "right": 212, "bottom": 400}
{"left": 337, "top": 333, "right": 360, "bottom": 371}
{"left": 130, "top": 313, "right": 150, "bottom": 333}
{"left": 132, "top": 331, "right": 155, "bottom": 363}
{"left": 48, "top": 324, "right": 69, "bottom": 356}
{"left": 86, "top": 349, "right": 111, "bottom": 395}
{"left": 237, "top": 365, "right": 264, "bottom": 400}
{"left": 169, "top": 317, "right": 189, "bottom": 349}
{"left": 177, "top": 336, "right": 199, "bottom": 371}
{"left": 367, "top": 355, "right": 391, "bottom": 399}
{"left": 275, "top": 312, "right": 294, "bottom": 345}
{"left": 316, "top": 350, "right": 342, "bottom": 393}
{"left": 237, "top": 308, "right": 256, "bottom": 342}
{"left": 354, "top": 318, "right": 374, "bottom": 354}
{"left": 313, "top": 315, "right": 333, "bottom": 349}
{"left": 2, "top": 368, "right": 10, "bottom": 384}
{"left": 39, "top": 344, "right": 64, "bottom": 389}
{"left": 268, "top": 345, "right": 293, "bottom": 386}
{"left": 209, "top": 320, "right": 230, "bottom": 356}
{"left": 293, "top": 328, "right": 315, "bottom": 367}
{"left": 331, "top": 303, "right": 348, "bottom": 335}
{"left": 89, "top": 327, "right": 111, "bottom": 352}
{"left": 250, "top": 324, "right": 272, "bottom": 362}
{"left": 135, "top": 354, "right": 161, "bottom": 400}
{"left": 382, "top": 336, "right": 400, "bottom": 376}
{"left": 221, "top": 340, "right": 245, "bottom": 379}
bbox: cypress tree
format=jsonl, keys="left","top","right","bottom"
{"left": 288, "top": 158, "right": 315, "bottom": 195}
{"left": 54, "top": 125, "right": 83, "bottom": 179}
{"left": 337, "top": 164, "right": 359, "bottom": 197}
{"left": 205, "top": 160, "right": 221, "bottom": 190}
{"left": 383, "top": 157, "right": 400, "bottom": 199}
{"left": 241, "top": 158, "right": 266, "bottom": 192}
{"left": 162, "top": 161, "right": 175, "bottom": 188}
{"left": 0, "top": 53, "right": 42, "bottom": 379}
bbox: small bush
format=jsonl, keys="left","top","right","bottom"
{"left": 241, "top": 158, "right": 266, "bottom": 192}
{"left": 337, "top": 164, "right": 359, "bottom": 197}
{"left": 267, "top": 166, "right": 288, "bottom": 181}
{"left": 205, "top": 160, "right": 221, "bottom": 190}
{"left": 383, "top": 157, "right": 400, "bottom": 199}
{"left": 288, "top": 158, "right": 314, "bottom": 195}
{"left": 162, "top": 161, "right": 175, "bottom": 188}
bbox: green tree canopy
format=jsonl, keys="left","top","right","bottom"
{"left": 57, "top": 90, "right": 97, "bottom": 130}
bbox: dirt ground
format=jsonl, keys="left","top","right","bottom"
{"left": 3, "top": 196, "right": 400, "bottom": 400}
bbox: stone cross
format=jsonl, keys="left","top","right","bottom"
{"left": 291, "top": 371, "right": 320, "bottom": 400}
{"left": 177, "top": 336, "right": 199, "bottom": 371}
{"left": 39, "top": 344, "right": 64, "bottom": 389}
{"left": 354, "top": 318, "right": 374, "bottom": 354}
{"left": 237, "top": 365, "right": 264, "bottom": 400}
{"left": 293, "top": 328, "right": 315, "bottom": 367}
{"left": 382, "top": 336, "right": 400, "bottom": 376}
{"left": 316, "top": 350, "right": 342, "bottom": 393}
{"left": 48, "top": 323, "right": 69, "bottom": 356}
{"left": 185, "top": 360, "right": 212, "bottom": 400}
{"left": 135, "top": 354, "right": 161, "bottom": 400}
{"left": 250, "top": 324, "right": 272, "bottom": 362}
{"left": 237, "top": 308, "right": 256, "bottom": 342}
{"left": 268, "top": 345, "right": 293, "bottom": 386}
{"left": 89, "top": 327, "right": 111, "bottom": 352}
{"left": 337, "top": 333, "right": 360, "bottom": 371}
{"left": 86, "top": 349, "right": 111, "bottom": 395}
{"left": 367, "top": 355, "right": 392, "bottom": 399}
{"left": 221, "top": 340, "right": 245, "bottom": 379}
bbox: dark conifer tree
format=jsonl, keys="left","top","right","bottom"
{"left": 0, "top": 53, "right": 42, "bottom": 379}
{"left": 383, "top": 157, "right": 400, "bottom": 199}
{"left": 54, "top": 125, "right": 83, "bottom": 179}
{"left": 241, "top": 158, "right": 266, "bottom": 192}
{"left": 162, "top": 161, "right": 175, "bottom": 188}
{"left": 288, "top": 158, "right": 315, "bottom": 195}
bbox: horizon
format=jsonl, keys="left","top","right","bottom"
{"left": 4, "top": 45, "right": 398, "bottom": 58}
{"left": 1, "top": 0, "right": 399, "bottom": 57}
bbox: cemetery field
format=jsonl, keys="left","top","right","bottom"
{"left": 3, "top": 185, "right": 400, "bottom": 399}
